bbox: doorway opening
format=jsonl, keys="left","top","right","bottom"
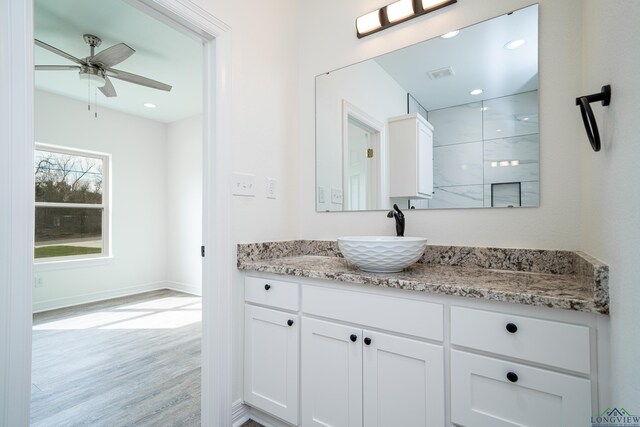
{"left": 0, "top": 0, "right": 233, "bottom": 425}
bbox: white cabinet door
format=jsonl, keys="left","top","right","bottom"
{"left": 244, "top": 305, "right": 299, "bottom": 425}
{"left": 417, "top": 122, "right": 433, "bottom": 197}
{"left": 362, "top": 330, "right": 445, "bottom": 426}
{"left": 302, "top": 317, "right": 362, "bottom": 427}
{"left": 451, "top": 350, "right": 592, "bottom": 427}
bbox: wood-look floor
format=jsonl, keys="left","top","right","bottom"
{"left": 31, "top": 290, "right": 202, "bottom": 426}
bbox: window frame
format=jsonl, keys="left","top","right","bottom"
{"left": 34, "top": 143, "right": 111, "bottom": 263}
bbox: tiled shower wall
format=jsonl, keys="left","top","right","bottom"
{"left": 410, "top": 91, "right": 539, "bottom": 209}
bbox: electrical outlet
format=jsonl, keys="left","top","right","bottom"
{"left": 34, "top": 276, "right": 44, "bottom": 288}
{"left": 266, "top": 177, "right": 277, "bottom": 199}
{"left": 318, "top": 186, "right": 326, "bottom": 203}
{"left": 231, "top": 173, "right": 256, "bottom": 197}
{"left": 331, "top": 188, "right": 343, "bottom": 204}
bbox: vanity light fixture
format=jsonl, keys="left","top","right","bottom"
{"left": 143, "top": 103, "right": 157, "bottom": 109}
{"left": 504, "top": 39, "right": 526, "bottom": 50}
{"left": 440, "top": 30, "right": 459, "bottom": 39}
{"left": 499, "top": 160, "right": 510, "bottom": 167}
{"left": 491, "top": 161, "right": 498, "bottom": 168}
{"left": 469, "top": 88, "right": 483, "bottom": 95}
{"left": 356, "top": 0, "right": 457, "bottom": 38}
{"left": 510, "top": 160, "right": 520, "bottom": 166}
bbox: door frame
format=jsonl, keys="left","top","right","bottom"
{"left": 0, "top": 0, "right": 234, "bottom": 426}
{"left": 341, "top": 99, "right": 386, "bottom": 210}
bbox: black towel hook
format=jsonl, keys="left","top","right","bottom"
{"left": 576, "top": 85, "right": 611, "bottom": 152}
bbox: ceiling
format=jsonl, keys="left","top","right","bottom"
{"left": 34, "top": 0, "right": 202, "bottom": 123}
{"left": 375, "top": 4, "right": 538, "bottom": 111}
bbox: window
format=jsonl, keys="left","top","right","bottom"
{"left": 34, "top": 144, "right": 110, "bottom": 261}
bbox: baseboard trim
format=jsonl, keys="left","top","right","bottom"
{"left": 32, "top": 281, "right": 167, "bottom": 313}
{"left": 164, "top": 281, "right": 202, "bottom": 296}
{"left": 232, "top": 400, "right": 251, "bottom": 427}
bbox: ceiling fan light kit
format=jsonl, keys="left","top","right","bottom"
{"left": 34, "top": 34, "right": 172, "bottom": 99}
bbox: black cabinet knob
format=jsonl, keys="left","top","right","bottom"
{"left": 350, "top": 334, "right": 357, "bottom": 342}
{"left": 264, "top": 284, "right": 271, "bottom": 291}
{"left": 506, "top": 323, "right": 518, "bottom": 333}
{"left": 506, "top": 372, "right": 518, "bottom": 383}
{"left": 287, "top": 319, "right": 294, "bottom": 327}
{"left": 364, "top": 337, "right": 372, "bottom": 346}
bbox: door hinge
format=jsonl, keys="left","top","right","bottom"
{"left": 201, "top": 246, "right": 205, "bottom": 258}
{"left": 367, "top": 148, "right": 374, "bottom": 158}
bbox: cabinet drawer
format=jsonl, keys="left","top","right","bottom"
{"left": 451, "top": 350, "right": 591, "bottom": 427}
{"left": 302, "top": 285, "right": 443, "bottom": 341}
{"left": 245, "top": 276, "right": 299, "bottom": 311}
{"left": 451, "top": 306, "right": 591, "bottom": 374}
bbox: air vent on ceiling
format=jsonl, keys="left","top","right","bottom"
{"left": 427, "top": 66, "right": 455, "bottom": 80}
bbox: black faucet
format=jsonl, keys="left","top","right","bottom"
{"left": 387, "top": 204, "right": 405, "bottom": 237}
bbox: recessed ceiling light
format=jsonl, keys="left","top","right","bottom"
{"left": 504, "top": 39, "right": 526, "bottom": 50}
{"left": 469, "top": 89, "right": 483, "bottom": 96}
{"left": 522, "top": 117, "right": 529, "bottom": 121}
{"left": 144, "top": 103, "right": 157, "bottom": 109}
{"left": 440, "top": 30, "right": 459, "bottom": 39}
{"left": 496, "top": 129, "right": 502, "bottom": 132}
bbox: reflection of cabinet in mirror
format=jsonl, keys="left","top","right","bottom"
{"left": 389, "top": 113, "right": 434, "bottom": 199}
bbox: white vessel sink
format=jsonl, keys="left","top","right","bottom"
{"left": 337, "top": 236, "right": 428, "bottom": 273}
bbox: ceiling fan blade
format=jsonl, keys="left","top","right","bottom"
{"left": 90, "top": 43, "right": 135, "bottom": 68}
{"left": 99, "top": 76, "right": 117, "bottom": 98}
{"left": 106, "top": 68, "right": 172, "bottom": 92}
{"left": 35, "top": 65, "right": 81, "bottom": 71}
{"left": 35, "top": 39, "right": 85, "bottom": 65}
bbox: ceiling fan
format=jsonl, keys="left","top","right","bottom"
{"left": 35, "top": 34, "right": 172, "bottom": 98}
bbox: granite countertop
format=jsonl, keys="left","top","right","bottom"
{"left": 237, "top": 241, "right": 609, "bottom": 315}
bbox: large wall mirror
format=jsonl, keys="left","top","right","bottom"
{"left": 316, "top": 4, "right": 539, "bottom": 212}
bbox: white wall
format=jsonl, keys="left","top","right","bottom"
{"left": 166, "top": 115, "right": 203, "bottom": 295}
{"left": 299, "top": 0, "right": 585, "bottom": 248}
{"left": 33, "top": 90, "right": 168, "bottom": 311}
{"left": 190, "top": 0, "right": 301, "bottom": 401}
{"left": 316, "top": 60, "right": 407, "bottom": 211}
{"left": 580, "top": 0, "right": 640, "bottom": 409}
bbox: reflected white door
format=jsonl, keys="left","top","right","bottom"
{"left": 346, "top": 117, "right": 380, "bottom": 211}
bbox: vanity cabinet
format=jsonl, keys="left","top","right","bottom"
{"left": 242, "top": 274, "right": 605, "bottom": 427}
{"left": 388, "top": 113, "right": 434, "bottom": 199}
{"left": 301, "top": 318, "right": 445, "bottom": 427}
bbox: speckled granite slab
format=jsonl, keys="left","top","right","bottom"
{"left": 237, "top": 240, "right": 609, "bottom": 314}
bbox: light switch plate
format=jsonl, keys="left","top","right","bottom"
{"left": 318, "top": 186, "right": 326, "bottom": 203}
{"left": 266, "top": 177, "right": 277, "bottom": 199}
{"left": 231, "top": 173, "right": 256, "bottom": 196}
{"left": 331, "top": 188, "right": 343, "bottom": 204}
{"left": 34, "top": 276, "right": 44, "bottom": 288}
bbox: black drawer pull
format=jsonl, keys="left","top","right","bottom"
{"left": 364, "top": 337, "right": 372, "bottom": 346}
{"left": 350, "top": 334, "right": 357, "bottom": 342}
{"left": 507, "top": 372, "right": 518, "bottom": 383}
{"left": 264, "top": 284, "right": 271, "bottom": 291}
{"left": 287, "top": 319, "right": 294, "bottom": 327}
{"left": 506, "top": 323, "right": 518, "bottom": 333}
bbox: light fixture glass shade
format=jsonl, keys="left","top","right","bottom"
{"left": 79, "top": 72, "right": 106, "bottom": 88}
{"left": 356, "top": 10, "right": 382, "bottom": 35}
{"left": 386, "top": 0, "right": 414, "bottom": 23}
{"left": 422, "top": 0, "right": 449, "bottom": 10}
